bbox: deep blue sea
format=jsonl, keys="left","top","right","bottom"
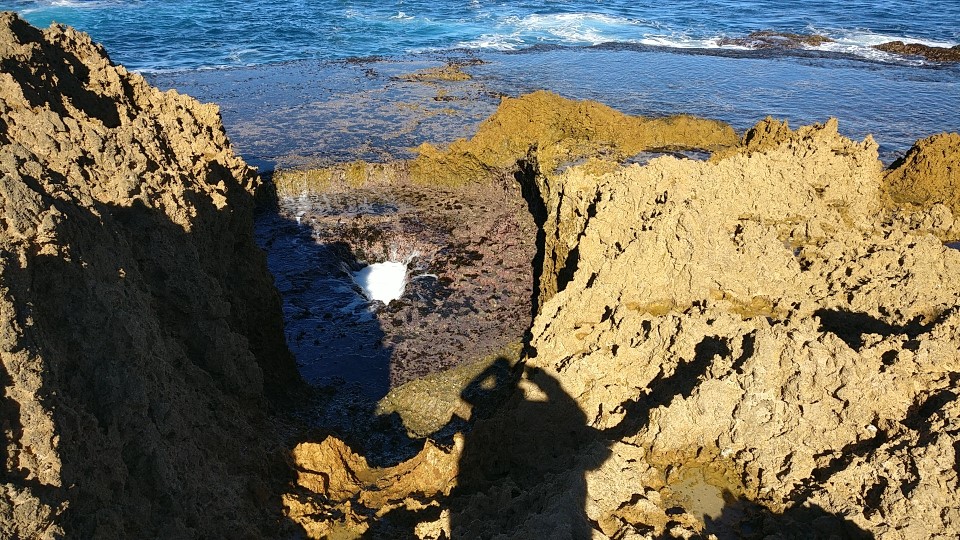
{"left": 5, "top": 0, "right": 960, "bottom": 71}
{"left": 3, "top": 0, "right": 959, "bottom": 166}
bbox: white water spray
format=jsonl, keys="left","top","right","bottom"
{"left": 350, "top": 247, "right": 421, "bottom": 305}
{"left": 352, "top": 261, "right": 409, "bottom": 304}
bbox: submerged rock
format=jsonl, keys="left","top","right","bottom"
{"left": 0, "top": 12, "right": 298, "bottom": 538}
{"left": 717, "top": 31, "right": 834, "bottom": 49}
{"left": 394, "top": 61, "right": 478, "bottom": 82}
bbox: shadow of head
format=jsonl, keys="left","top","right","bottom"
{"left": 459, "top": 357, "right": 519, "bottom": 420}
{"left": 697, "top": 494, "right": 874, "bottom": 540}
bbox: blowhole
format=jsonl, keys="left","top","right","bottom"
{"left": 352, "top": 260, "right": 409, "bottom": 304}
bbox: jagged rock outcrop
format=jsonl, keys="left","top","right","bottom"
{"left": 0, "top": 12, "right": 299, "bottom": 538}
{"left": 884, "top": 132, "right": 960, "bottom": 238}
{"left": 525, "top": 119, "right": 960, "bottom": 538}
{"left": 286, "top": 109, "right": 960, "bottom": 538}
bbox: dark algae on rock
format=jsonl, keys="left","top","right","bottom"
{"left": 0, "top": 12, "right": 299, "bottom": 538}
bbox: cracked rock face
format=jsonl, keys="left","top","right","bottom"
{"left": 286, "top": 113, "right": 960, "bottom": 538}
{"left": 528, "top": 119, "right": 960, "bottom": 538}
{"left": 0, "top": 13, "right": 298, "bottom": 538}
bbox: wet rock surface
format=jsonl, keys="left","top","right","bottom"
{"left": 258, "top": 174, "right": 538, "bottom": 396}
{"left": 873, "top": 41, "right": 960, "bottom": 62}
{"left": 717, "top": 31, "right": 834, "bottom": 49}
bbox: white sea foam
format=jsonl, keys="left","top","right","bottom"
{"left": 817, "top": 29, "right": 956, "bottom": 49}
{"left": 456, "top": 34, "right": 524, "bottom": 51}
{"left": 20, "top": 0, "right": 121, "bottom": 13}
{"left": 637, "top": 35, "right": 749, "bottom": 50}
{"left": 352, "top": 261, "right": 408, "bottom": 304}
{"left": 809, "top": 30, "right": 956, "bottom": 64}
{"left": 457, "top": 12, "right": 657, "bottom": 50}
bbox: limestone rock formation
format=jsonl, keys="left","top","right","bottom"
{"left": 0, "top": 12, "right": 298, "bottom": 538}
{"left": 526, "top": 118, "right": 960, "bottom": 538}
{"left": 407, "top": 89, "right": 738, "bottom": 186}
{"left": 884, "top": 131, "right": 960, "bottom": 236}
{"left": 286, "top": 110, "right": 960, "bottom": 538}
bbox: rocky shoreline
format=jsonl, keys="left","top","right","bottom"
{"left": 718, "top": 31, "right": 960, "bottom": 63}
{"left": 281, "top": 107, "right": 960, "bottom": 539}
{"left": 2, "top": 12, "right": 960, "bottom": 540}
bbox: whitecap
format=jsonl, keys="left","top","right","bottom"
{"left": 456, "top": 11, "right": 661, "bottom": 50}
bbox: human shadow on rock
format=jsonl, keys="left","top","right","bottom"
{"left": 693, "top": 496, "right": 873, "bottom": 540}
{"left": 437, "top": 334, "right": 874, "bottom": 539}
{"left": 441, "top": 338, "right": 729, "bottom": 537}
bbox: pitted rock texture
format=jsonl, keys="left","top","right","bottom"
{"left": 884, "top": 131, "right": 960, "bottom": 237}
{"left": 286, "top": 116, "right": 960, "bottom": 539}
{"left": 0, "top": 13, "right": 298, "bottom": 538}
{"left": 525, "top": 119, "right": 960, "bottom": 539}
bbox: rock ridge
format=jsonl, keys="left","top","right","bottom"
{"left": 0, "top": 12, "right": 299, "bottom": 538}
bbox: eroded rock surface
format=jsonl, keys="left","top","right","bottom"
{"left": 873, "top": 41, "right": 960, "bottom": 62}
{"left": 0, "top": 13, "right": 298, "bottom": 538}
{"left": 286, "top": 111, "right": 960, "bottom": 538}
{"left": 884, "top": 132, "right": 960, "bottom": 236}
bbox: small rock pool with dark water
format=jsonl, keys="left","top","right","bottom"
{"left": 255, "top": 180, "right": 538, "bottom": 401}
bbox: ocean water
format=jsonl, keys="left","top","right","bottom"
{"left": 4, "top": 0, "right": 959, "bottom": 164}
{"left": 6, "top": 0, "right": 960, "bottom": 71}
